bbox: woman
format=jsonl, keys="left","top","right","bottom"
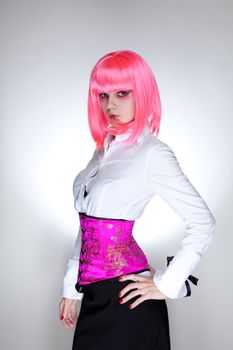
{"left": 59, "top": 50, "right": 216, "bottom": 349}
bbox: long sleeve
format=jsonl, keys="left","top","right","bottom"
{"left": 145, "top": 141, "right": 216, "bottom": 299}
{"left": 62, "top": 226, "right": 84, "bottom": 300}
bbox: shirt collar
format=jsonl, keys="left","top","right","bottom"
{"left": 103, "top": 124, "right": 151, "bottom": 150}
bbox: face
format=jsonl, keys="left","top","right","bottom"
{"left": 99, "top": 90, "right": 135, "bottom": 125}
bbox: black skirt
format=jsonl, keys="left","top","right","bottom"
{"left": 72, "top": 269, "right": 171, "bottom": 350}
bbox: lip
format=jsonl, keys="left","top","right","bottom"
{"left": 109, "top": 114, "right": 119, "bottom": 119}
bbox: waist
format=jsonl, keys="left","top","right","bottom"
{"left": 78, "top": 212, "right": 135, "bottom": 238}
{"left": 77, "top": 212, "right": 149, "bottom": 285}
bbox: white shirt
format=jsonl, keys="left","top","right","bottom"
{"left": 62, "top": 124, "right": 216, "bottom": 300}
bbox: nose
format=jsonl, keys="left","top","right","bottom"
{"left": 106, "top": 95, "right": 117, "bottom": 112}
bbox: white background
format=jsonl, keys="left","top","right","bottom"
{"left": 1, "top": 0, "right": 232, "bottom": 349}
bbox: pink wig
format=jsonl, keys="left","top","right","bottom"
{"left": 87, "top": 50, "right": 162, "bottom": 149}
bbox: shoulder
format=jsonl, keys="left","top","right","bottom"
{"left": 143, "top": 134, "right": 184, "bottom": 179}
{"left": 145, "top": 134, "right": 177, "bottom": 161}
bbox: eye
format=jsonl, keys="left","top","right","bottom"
{"left": 117, "top": 90, "right": 130, "bottom": 97}
{"left": 99, "top": 92, "right": 108, "bottom": 99}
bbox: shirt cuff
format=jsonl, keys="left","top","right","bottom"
{"left": 152, "top": 250, "right": 200, "bottom": 299}
{"left": 62, "top": 258, "right": 84, "bottom": 300}
{"left": 153, "top": 268, "right": 188, "bottom": 299}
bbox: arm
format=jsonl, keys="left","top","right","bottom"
{"left": 61, "top": 149, "right": 99, "bottom": 300}
{"left": 62, "top": 149, "right": 99, "bottom": 300}
{"left": 62, "top": 225, "right": 84, "bottom": 300}
{"left": 145, "top": 141, "right": 216, "bottom": 299}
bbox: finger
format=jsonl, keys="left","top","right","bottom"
{"left": 149, "top": 264, "right": 156, "bottom": 274}
{"left": 128, "top": 294, "right": 149, "bottom": 309}
{"left": 66, "top": 318, "right": 76, "bottom": 327}
{"left": 59, "top": 299, "right": 65, "bottom": 319}
{"left": 119, "top": 274, "right": 139, "bottom": 282}
{"left": 62, "top": 321, "right": 75, "bottom": 328}
{"left": 119, "top": 287, "right": 150, "bottom": 304}
{"left": 62, "top": 316, "right": 76, "bottom": 328}
{"left": 118, "top": 281, "right": 150, "bottom": 297}
{"left": 59, "top": 303, "right": 65, "bottom": 320}
{"left": 59, "top": 300, "right": 77, "bottom": 327}
{"left": 66, "top": 304, "right": 77, "bottom": 323}
{"left": 119, "top": 273, "right": 150, "bottom": 283}
{"left": 68, "top": 310, "right": 77, "bottom": 323}
{"left": 61, "top": 303, "right": 73, "bottom": 325}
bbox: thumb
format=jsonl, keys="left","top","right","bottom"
{"left": 148, "top": 264, "right": 156, "bottom": 274}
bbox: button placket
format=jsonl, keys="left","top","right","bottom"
{"left": 82, "top": 141, "right": 117, "bottom": 199}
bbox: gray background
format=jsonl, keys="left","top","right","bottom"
{"left": 1, "top": 0, "right": 232, "bottom": 349}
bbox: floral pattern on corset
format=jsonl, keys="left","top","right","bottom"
{"left": 78, "top": 224, "right": 101, "bottom": 283}
{"left": 77, "top": 213, "right": 149, "bottom": 284}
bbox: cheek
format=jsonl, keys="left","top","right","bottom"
{"left": 121, "top": 97, "right": 134, "bottom": 111}
{"left": 126, "top": 100, "right": 135, "bottom": 115}
{"left": 100, "top": 101, "right": 107, "bottom": 112}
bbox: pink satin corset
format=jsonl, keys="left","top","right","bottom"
{"left": 77, "top": 212, "right": 150, "bottom": 285}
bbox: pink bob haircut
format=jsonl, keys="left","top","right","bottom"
{"left": 87, "top": 50, "right": 162, "bottom": 149}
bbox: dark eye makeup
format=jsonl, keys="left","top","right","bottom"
{"left": 117, "top": 90, "right": 130, "bottom": 97}
{"left": 99, "top": 90, "right": 131, "bottom": 99}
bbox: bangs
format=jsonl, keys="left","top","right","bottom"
{"left": 91, "top": 56, "right": 135, "bottom": 94}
